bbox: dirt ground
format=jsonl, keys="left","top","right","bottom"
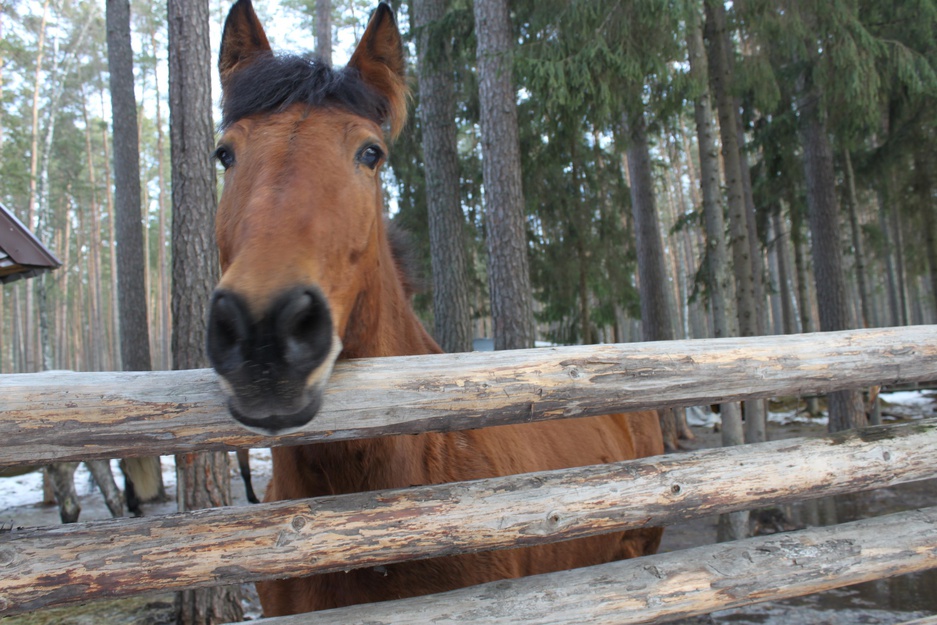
{"left": 2, "top": 413, "right": 935, "bottom": 624}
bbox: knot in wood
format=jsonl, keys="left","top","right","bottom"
{"left": 291, "top": 516, "right": 307, "bottom": 531}
{"left": 547, "top": 511, "right": 562, "bottom": 525}
{"left": 0, "top": 548, "right": 14, "bottom": 567}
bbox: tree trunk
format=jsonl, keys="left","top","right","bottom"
{"left": 100, "top": 88, "right": 120, "bottom": 370}
{"left": 23, "top": 0, "right": 52, "bottom": 372}
{"left": 920, "top": 168, "right": 937, "bottom": 319}
{"left": 623, "top": 111, "right": 681, "bottom": 451}
{"left": 625, "top": 112, "right": 673, "bottom": 344}
{"left": 474, "top": 0, "right": 534, "bottom": 350}
{"left": 149, "top": 29, "right": 171, "bottom": 370}
{"left": 842, "top": 149, "right": 872, "bottom": 329}
{"left": 797, "top": 78, "right": 866, "bottom": 433}
{"left": 414, "top": 0, "right": 473, "bottom": 353}
{"left": 877, "top": 186, "right": 900, "bottom": 326}
{"left": 687, "top": 9, "right": 734, "bottom": 341}
{"left": 704, "top": 0, "right": 766, "bottom": 446}
{"left": 316, "top": 0, "right": 332, "bottom": 65}
{"left": 888, "top": 172, "right": 910, "bottom": 326}
{"left": 766, "top": 213, "right": 784, "bottom": 334}
{"left": 687, "top": 1, "right": 745, "bottom": 540}
{"left": 738, "top": 119, "right": 767, "bottom": 336}
{"left": 168, "top": 0, "right": 241, "bottom": 621}
{"left": 80, "top": 83, "right": 105, "bottom": 372}
{"left": 107, "top": 0, "right": 152, "bottom": 373}
{"left": 773, "top": 210, "right": 797, "bottom": 335}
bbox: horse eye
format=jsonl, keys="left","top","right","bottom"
{"left": 357, "top": 145, "right": 383, "bottom": 170}
{"left": 214, "top": 146, "right": 235, "bottom": 170}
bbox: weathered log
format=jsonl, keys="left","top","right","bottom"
{"left": 1, "top": 419, "right": 934, "bottom": 616}
{"left": 246, "top": 506, "right": 937, "bottom": 625}
{"left": 1, "top": 326, "right": 935, "bottom": 468}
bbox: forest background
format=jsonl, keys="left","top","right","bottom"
{"left": 0, "top": 0, "right": 935, "bottom": 397}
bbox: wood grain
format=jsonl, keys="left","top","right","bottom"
{"left": 2, "top": 326, "right": 936, "bottom": 468}
{"left": 249, "top": 506, "right": 937, "bottom": 625}
{"left": 1, "top": 419, "right": 934, "bottom": 616}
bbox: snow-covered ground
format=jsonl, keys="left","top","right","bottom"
{"left": 0, "top": 448, "right": 273, "bottom": 523}
{"left": 686, "top": 389, "right": 936, "bottom": 428}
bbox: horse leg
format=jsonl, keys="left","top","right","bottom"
{"left": 236, "top": 449, "right": 259, "bottom": 503}
{"left": 85, "top": 460, "right": 125, "bottom": 518}
{"left": 120, "top": 457, "right": 162, "bottom": 517}
{"left": 46, "top": 462, "right": 80, "bottom": 524}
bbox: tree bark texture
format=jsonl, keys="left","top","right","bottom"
{"left": 843, "top": 149, "right": 871, "bottom": 329}
{"left": 887, "top": 172, "right": 910, "bottom": 325}
{"left": 623, "top": 112, "right": 681, "bottom": 450}
{"left": 474, "top": 0, "right": 534, "bottom": 350}
{"left": 106, "top": 0, "right": 152, "bottom": 372}
{"left": 797, "top": 80, "right": 866, "bottom": 432}
{"left": 704, "top": 0, "right": 766, "bottom": 447}
{"left": 168, "top": 0, "right": 240, "bottom": 621}
{"left": 316, "top": 0, "right": 332, "bottom": 65}
{"left": 100, "top": 110, "right": 121, "bottom": 369}
{"left": 922, "top": 177, "right": 937, "bottom": 318}
{"left": 685, "top": 7, "right": 745, "bottom": 505}
{"left": 686, "top": 5, "right": 734, "bottom": 341}
{"left": 2, "top": 420, "right": 935, "bottom": 615}
{"left": 624, "top": 112, "right": 674, "bottom": 343}
{"left": 168, "top": 0, "right": 219, "bottom": 370}
{"left": 414, "top": 0, "right": 473, "bottom": 353}
{"left": 773, "top": 210, "right": 797, "bottom": 334}
{"left": 703, "top": 0, "right": 757, "bottom": 340}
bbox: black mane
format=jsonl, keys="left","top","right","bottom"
{"left": 221, "top": 54, "right": 390, "bottom": 129}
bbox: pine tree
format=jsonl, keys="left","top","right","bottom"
{"left": 413, "top": 0, "right": 473, "bottom": 353}
{"left": 474, "top": 0, "right": 534, "bottom": 350}
{"left": 168, "top": 0, "right": 241, "bottom": 621}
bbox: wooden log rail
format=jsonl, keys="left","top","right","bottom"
{"left": 2, "top": 326, "right": 936, "bottom": 468}
{"left": 247, "top": 505, "right": 937, "bottom": 625}
{"left": 1, "top": 418, "right": 935, "bottom": 616}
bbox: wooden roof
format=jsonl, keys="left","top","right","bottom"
{"left": 0, "top": 201, "right": 61, "bottom": 284}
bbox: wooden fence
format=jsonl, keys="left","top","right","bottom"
{"left": 1, "top": 326, "right": 936, "bottom": 623}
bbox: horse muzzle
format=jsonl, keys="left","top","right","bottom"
{"left": 206, "top": 286, "right": 342, "bottom": 435}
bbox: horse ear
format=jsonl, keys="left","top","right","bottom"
{"left": 219, "top": 0, "right": 272, "bottom": 89}
{"left": 348, "top": 2, "right": 409, "bottom": 138}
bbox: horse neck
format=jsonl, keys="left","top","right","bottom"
{"left": 340, "top": 228, "right": 441, "bottom": 360}
{"left": 282, "top": 230, "right": 440, "bottom": 498}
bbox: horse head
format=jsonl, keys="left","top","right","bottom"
{"left": 206, "top": 0, "right": 408, "bottom": 434}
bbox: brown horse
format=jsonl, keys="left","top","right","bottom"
{"left": 207, "top": 0, "right": 664, "bottom": 616}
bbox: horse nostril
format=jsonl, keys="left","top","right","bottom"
{"left": 207, "top": 291, "right": 250, "bottom": 375}
{"left": 276, "top": 288, "right": 333, "bottom": 370}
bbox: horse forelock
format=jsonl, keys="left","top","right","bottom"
{"left": 221, "top": 54, "right": 391, "bottom": 130}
